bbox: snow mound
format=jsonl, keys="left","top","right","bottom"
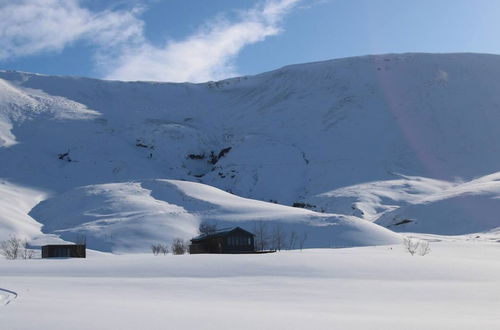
{"left": 30, "top": 179, "right": 401, "bottom": 252}
{"left": 376, "top": 172, "right": 500, "bottom": 235}
{"left": 0, "top": 180, "right": 46, "bottom": 241}
{"left": 309, "top": 175, "right": 454, "bottom": 220}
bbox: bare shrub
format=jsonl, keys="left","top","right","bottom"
{"left": 75, "top": 235, "right": 86, "bottom": 258}
{"left": 75, "top": 234, "right": 87, "bottom": 245}
{"left": 20, "top": 239, "right": 34, "bottom": 259}
{"left": 171, "top": 238, "right": 187, "bottom": 255}
{"left": 199, "top": 222, "right": 217, "bottom": 235}
{"left": 151, "top": 244, "right": 161, "bottom": 256}
{"left": 403, "top": 238, "right": 431, "bottom": 256}
{"left": 151, "top": 243, "right": 169, "bottom": 256}
{"left": 298, "top": 230, "right": 309, "bottom": 251}
{"left": 0, "top": 235, "right": 22, "bottom": 260}
{"left": 403, "top": 238, "right": 420, "bottom": 256}
{"left": 271, "top": 224, "right": 287, "bottom": 251}
{"left": 288, "top": 230, "right": 297, "bottom": 250}
{"left": 418, "top": 240, "right": 431, "bottom": 256}
{"left": 253, "top": 221, "right": 270, "bottom": 251}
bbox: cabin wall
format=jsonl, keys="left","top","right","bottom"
{"left": 223, "top": 235, "right": 254, "bottom": 253}
{"left": 41, "top": 245, "right": 86, "bottom": 258}
{"left": 189, "top": 228, "right": 256, "bottom": 254}
{"left": 190, "top": 235, "right": 255, "bottom": 254}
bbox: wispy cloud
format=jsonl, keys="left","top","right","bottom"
{"left": 0, "top": 0, "right": 300, "bottom": 82}
{"left": 105, "top": 0, "right": 300, "bottom": 82}
{"left": 0, "top": 0, "right": 143, "bottom": 60}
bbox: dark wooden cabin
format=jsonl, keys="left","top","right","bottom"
{"left": 189, "top": 227, "right": 255, "bottom": 254}
{"left": 41, "top": 244, "right": 86, "bottom": 258}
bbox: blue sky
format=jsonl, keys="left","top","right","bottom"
{"left": 1, "top": 0, "right": 499, "bottom": 82}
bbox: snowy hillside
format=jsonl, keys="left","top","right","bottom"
{"left": 1, "top": 53, "right": 500, "bottom": 250}
{"left": 27, "top": 179, "right": 399, "bottom": 252}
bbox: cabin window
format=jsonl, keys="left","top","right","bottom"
{"left": 228, "top": 235, "right": 251, "bottom": 246}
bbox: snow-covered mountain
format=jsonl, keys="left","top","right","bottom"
{"left": 2, "top": 53, "right": 500, "bottom": 251}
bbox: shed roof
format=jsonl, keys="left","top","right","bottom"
{"left": 42, "top": 244, "right": 85, "bottom": 248}
{"left": 191, "top": 226, "right": 254, "bottom": 242}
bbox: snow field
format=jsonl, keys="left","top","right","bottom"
{"left": 1, "top": 241, "right": 499, "bottom": 329}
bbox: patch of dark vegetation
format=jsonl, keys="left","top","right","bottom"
{"left": 199, "top": 221, "right": 217, "bottom": 235}
{"left": 301, "top": 151, "right": 309, "bottom": 164}
{"left": 217, "top": 168, "right": 237, "bottom": 179}
{"left": 187, "top": 153, "right": 205, "bottom": 160}
{"left": 206, "top": 77, "right": 247, "bottom": 89}
{"left": 187, "top": 146, "right": 232, "bottom": 165}
{"left": 208, "top": 151, "right": 218, "bottom": 165}
{"left": 292, "top": 202, "right": 316, "bottom": 209}
{"left": 393, "top": 219, "right": 413, "bottom": 226}
{"left": 218, "top": 147, "right": 232, "bottom": 159}
{"left": 136, "top": 139, "right": 154, "bottom": 149}
{"left": 186, "top": 147, "right": 233, "bottom": 178}
{"left": 58, "top": 151, "right": 72, "bottom": 162}
{"left": 351, "top": 205, "right": 365, "bottom": 216}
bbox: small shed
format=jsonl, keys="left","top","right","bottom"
{"left": 189, "top": 227, "right": 255, "bottom": 254}
{"left": 41, "top": 244, "right": 86, "bottom": 258}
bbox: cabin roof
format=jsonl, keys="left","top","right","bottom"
{"left": 191, "top": 226, "right": 254, "bottom": 242}
{"left": 42, "top": 244, "right": 85, "bottom": 248}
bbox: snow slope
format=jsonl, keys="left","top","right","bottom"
{"left": 0, "top": 180, "right": 46, "bottom": 240}
{"left": 2, "top": 53, "right": 500, "bottom": 248}
{"left": 29, "top": 179, "right": 400, "bottom": 252}
{"left": 375, "top": 172, "right": 500, "bottom": 235}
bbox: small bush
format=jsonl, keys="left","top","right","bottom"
{"left": 1, "top": 236, "right": 34, "bottom": 260}
{"left": 20, "top": 239, "right": 34, "bottom": 259}
{"left": 151, "top": 243, "right": 169, "bottom": 256}
{"left": 403, "top": 238, "right": 419, "bottom": 256}
{"left": 171, "top": 238, "right": 187, "bottom": 255}
{"left": 199, "top": 222, "right": 217, "bottom": 235}
{"left": 418, "top": 240, "right": 431, "bottom": 256}
{"left": 403, "top": 238, "right": 431, "bottom": 256}
{"left": 292, "top": 202, "right": 316, "bottom": 209}
{"left": 0, "top": 236, "right": 21, "bottom": 260}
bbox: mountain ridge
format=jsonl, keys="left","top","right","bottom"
{"left": 2, "top": 52, "right": 500, "bottom": 250}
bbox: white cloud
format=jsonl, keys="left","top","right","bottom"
{"left": 105, "top": 0, "right": 301, "bottom": 82}
{"left": 0, "top": 0, "right": 300, "bottom": 83}
{"left": 0, "top": 0, "right": 143, "bottom": 60}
